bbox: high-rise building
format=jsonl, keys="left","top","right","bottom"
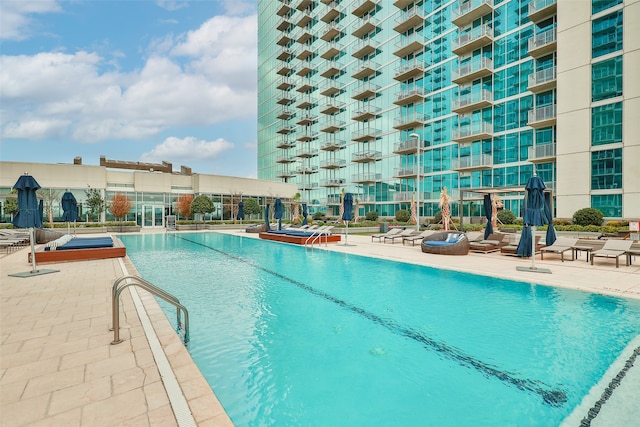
{"left": 257, "top": 0, "right": 639, "bottom": 221}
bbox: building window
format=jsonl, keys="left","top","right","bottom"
{"left": 592, "top": 0, "right": 622, "bottom": 15}
{"left": 592, "top": 102, "right": 622, "bottom": 146}
{"left": 592, "top": 11, "right": 623, "bottom": 58}
{"left": 591, "top": 194, "right": 622, "bottom": 218}
{"left": 592, "top": 56, "right": 622, "bottom": 102}
{"left": 591, "top": 148, "right": 622, "bottom": 190}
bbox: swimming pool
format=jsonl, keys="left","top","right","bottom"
{"left": 120, "top": 232, "right": 640, "bottom": 426}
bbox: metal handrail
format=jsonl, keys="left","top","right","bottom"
{"left": 111, "top": 275, "right": 189, "bottom": 345}
{"left": 305, "top": 227, "right": 331, "bottom": 248}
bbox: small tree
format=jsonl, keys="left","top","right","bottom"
{"left": 37, "top": 188, "right": 61, "bottom": 228}
{"left": 176, "top": 194, "right": 194, "bottom": 219}
{"left": 109, "top": 193, "right": 132, "bottom": 232}
{"left": 85, "top": 187, "right": 105, "bottom": 222}
{"left": 573, "top": 207, "right": 604, "bottom": 226}
{"left": 365, "top": 211, "right": 378, "bottom": 221}
{"left": 242, "top": 198, "right": 261, "bottom": 220}
{"left": 497, "top": 209, "right": 516, "bottom": 225}
{"left": 4, "top": 191, "right": 19, "bottom": 221}
{"left": 191, "top": 195, "right": 215, "bottom": 229}
{"left": 395, "top": 209, "right": 410, "bottom": 223}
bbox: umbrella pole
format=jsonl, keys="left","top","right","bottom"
{"left": 30, "top": 227, "right": 38, "bottom": 273}
{"left": 345, "top": 221, "right": 348, "bottom": 245}
{"left": 530, "top": 226, "right": 536, "bottom": 270}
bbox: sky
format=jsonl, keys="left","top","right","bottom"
{"left": 0, "top": 0, "right": 260, "bottom": 178}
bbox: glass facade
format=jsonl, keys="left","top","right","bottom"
{"left": 592, "top": 56, "right": 622, "bottom": 102}
{"left": 592, "top": 11, "right": 623, "bottom": 58}
{"left": 591, "top": 102, "right": 622, "bottom": 146}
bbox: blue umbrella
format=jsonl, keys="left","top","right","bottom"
{"left": 264, "top": 204, "right": 271, "bottom": 231}
{"left": 274, "top": 198, "right": 284, "bottom": 230}
{"left": 341, "top": 193, "right": 354, "bottom": 245}
{"left": 516, "top": 225, "right": 533, "bottom": 257}
{"left": 483, "top": 194, "right": 493, "bottom": 239}
{"left": 544, "top": 192, "right": 556, "bottom": 246}
{"left": 61, "top": 191, "right": 78, "bottom": 222}
{"left": 12, "top": 174, "right": 43, "bottom": 229}
{"left": 301, "top": 203, "right": 308, "bottom": 226}
{"left": 517, "top": 175, "right": 551, "bottom": 273}
{"left": 237, "top": 201, "right": 244, "bottom": 221}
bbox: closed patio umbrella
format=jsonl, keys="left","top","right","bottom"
{"left": 340, "top": 193, "right": 354, "bottom": 246}
{"left": 302, "top": 203, "right": 308, "bottom": 226}
{"left": 544, "top": 192, "right": 557, "bottom": 246}
{"left": 517, "top": 175, "right": 551, "bottom": 274}
{"left": 274, "top": 198, "right": 284, "bottom": 230}
{"left": 61, "top": 190, "right": 78, "bottom": 234}
{"left": 483, "top": 194, "right": 493, "bottom": 239}
{"left": 237, "top": 201, "right": 244, "bottom": 223}
{"left": 264, "top": 204, "right": 271, "bottom": 231}
{"left": 10, "top": 174, "right": 57, "bottom": 277}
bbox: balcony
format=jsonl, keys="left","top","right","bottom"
{"left": 352, "top": 150, "right": 382, "bottom": 163}
{"left": 296, "top": 78, "right": 315, "bottom": 93}
{"left": 452, "top": 88, "right": 493, "bottom": 113}
{"left": 394, "top": 166, "right": 420, "bottom": 178}
{"left": 276, "top": 155, "right": 297, "bottom": 164}
{"left": 320, "top": 159, "right": 347, "bottom": 169}
{"left": 296, "top": 147, "right": 319, "bottom": 158}
{"left": 352, "top": 15, "right": 380, "bottom": 38}
{"left": 393, "top": 6, "right": 426, "bottom": 33}
{"left": 528, "top": 66, "right": 556, "bottom": 93}
{"left": 296, "top": 0, "right": 312, "bottom": 11}
{"left": 296, "top": 62, "right": 313, "bottom": 77}
{"left": 296, "top": 113, "right": 318, "bottom": 126}
{"left": 320, "top": 99, "right": 345, "bottom": 114}
{"left": 296, "top": 10, "right": 313, "bottom": 28}
{"left": 320, "top": 60, "right": 343, "bottom": 78}
{"left": 352, "top": 60, "right": 380, "bottom": 80}
{"left": 276, "top": 138, "right": 296, "bottom": 149}
{"left": 528, "top": 143, "right": 556, "bottom": 163}
{"left": 393, "top": 87, "right": 426, "bottom": 105}
{"left": 277, "top": 48, "right": 294, "bottom": 61}
{"left": 393, "top": 112, "right": 429, "bottom": 130}
{"left": 528, "top": 28, "right": 557, "bottom": 58}
{"left": 276, "top": 124, "right": 296, "bottom": 135}
{"left": 393, "top": 32, "right": 425, "bottom": 57}
{"left": 321, "top": 178, "right": 347, "bottom": 187}
{"left": 452, "top": 0, "right": 494, "bottom": 27}
{"left": 352, "top": 128, "right": 382, "bottom": 142}
{"left": 320, "top": 42, "right": 343, "bottom": 60}
{"left": 296, "top": 165, "right": 319, "bottom": 174}
{"left": 325, "top": 194, "right": 342, "bottom": 205}
{"left": 277, "top": 17, "right": 293, "bottom": 32}
{"left": 295, "top": 45, "right": 315, "bottom": 61}
{"left": 320, "top": 139, "right": 347, "bottom": 151}
{"left": 352, "top": 82, "right": 381, "bottom": 100}
{"left": 452, "top": 122, "right": 493, "bottom": 143}
{"left": 528, "top": 104, "right": 556, "bottom": 128}
{"left": 528, "top": 0, "right": 556, "bottom": 23}
{"left": 352, "top": 105, "right": 381, "bottom": 121}
{"left": 320, "top": 23, "right": 343, "bottom": 41}
{"left": 292, "top": 27, "right": 314, "bottom": 44}
{"left": 452, "top": 24, "right": 494, "bottom": 55}
{"left": 352, "top": 0, "right": 379, "bottom": 17}
{"left": 319, "top": 81, "right": 344, "bottom": 97}
{"left": 277, "top": 77, "right": 295, "bottom": 91}
{"left": 277, "top": 108, "right": 294, "bottom": 120}
{"left": 319, "top": 118, "right": 346, "bottom": 132}
{"left": 393, "top": 137, "right": 421, "bottom": 154}
{"left": 276, "top": 61, "right": 294, "bottom": 76}
{"left": 276, "top": 93, "right": 295, "bottom": 105}
{"left": 393, "top": 0, "right": 413, "bottom": 8}
{"left": 452, "top": 56, "right": 493, "bottom": 84}
{"left": 296, "top": 96, "right": 318, "bottom": 110}
{"left": 394, "top": 59, "right": 427, "bottom": 81}
{"left": 276, "top": 168, "right": 296, "bottom": 179}
{"left": 277, "top": 1, "right": 292, "bottom": 16}
{"left": 451, "top": 154, "right": 493, "bottom": 171}
{"left": 352, "top": 37, "right": 379, "bottom": 59}
{"left": 321, "top": 2, "right": 343, "bottom": 23}
{"left": 276, "top": 33, "right": 292, "bottom": 46}
{"left": 352, "top": 173, "right": 382, "bottom": 183}
{"left": 296, "top": 132, "right": 319, "bottom": 142}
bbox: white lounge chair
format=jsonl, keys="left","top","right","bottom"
{"left": 402, "top": 230, "right": 437, "bottom": 246}
{"left": 590, "top": 239, "right": 633, "bottom": 268}
{"left": 539, "top": 237, "right": 578, "bottom": 262}
{"left": 371, "top": 228, "right": 401, "bottom": 242}
{"left": 385, "top": 228, "right": 417, "bottom": 244}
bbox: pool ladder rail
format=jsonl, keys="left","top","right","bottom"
{"left": 304, "top": 227, "right": 332, "bottom": 248}
{"left": 111, "top": 275, "right": 190, "bottom": 345}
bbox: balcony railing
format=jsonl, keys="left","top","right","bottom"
{"left": 320, "top": 22, "right": 343, "bottom": 41}
{"left": 319, "top": 119, "right": 346, "bottom": 132}
{"left": 451, "top": 154, "right": 493, "bottom": 171}
{"left": 393, "top": 87, "right": 426, "bottom": 105}
{"left": 393, "top": 32, "right": 425, "bottom": 57}
{"left": 528, "top": 104, "right": 556, "bottom": 128}
{"left": 393, "top": 112, "right": 429, "bottom": 130}
{"left": 321, "top": 178, "right": 347, "bottom": 187}
{"left": 528, "top": 27, "right": 557, "bottom": 58}
{"left": 352, "top": 128, "right": 382, "bottom": 142}
{"left": 452, "top": 56, "right": 493, "bottom": 84}
{"left": 352, "top": 105, "right": 381, "bottom": 121}
{"left": 352, "top": 60, "right": 380, "bottom": 80}
{"left": 528, "top": 0, "right": 557, "bottom": 23}
{"left": 452, "top": 122, "right": 493, "bottom": 142}
{"left": 528, "top": 66, "right": 557, "bottom": 93}
{"left": 352, "top": 82, "right": 381, "bottom": 100}
{"left": 297, "top": 147, "right": 320, "bottom": 159}
{"left": 320, "top": 100, "right": 345, "bottom": 114}
{"left": 452, "top": 24, "right": 494, "bottom": 55}
{"left": 320, "top": 159, "right": 347, "bottom": 169}
{"left": 352, "top": 173, "right": 382, "bottom": 183}
{"left": 394, "top": 166, "right": 420, "bottom": 178}
{"left": 393, "top": 137, "right": 420, "bottom": 154}
{"left": 393, "top": 5, "right": 426, "bottom": 33}
{"left": 352, "top": 15, "right": 380, "bottom": 38}
{"left": 352, "top": 0, "right": 380, "bottom": 17}
{"left": 320, "top": 139, "right": 346, "bottom": 151}
{"left": 452, "top": 88, "right": 493, "bottom": 113}
{"left": 320, "top": 42, "right": 344, "bottom": 60}
{"left": 528, "top": 143, "right": 556, "bottom": 163}
{"left": 352, "top": 37, "right": 379, "bottom": 58}
{"left": 352, "top": 150, "right": 382, "bottom": 162}
{"left": 394, "top": 59, "right": 427, "bottom": 81}
{"left": 452, "top": 0, "right": 494, "bottom": 27}
{"left": 320, "top": 60, "right": 343, "bottom": 78}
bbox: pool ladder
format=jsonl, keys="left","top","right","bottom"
{"left": 304, "top": 230, "right": 330, "bottom": 248}
{"left": 111, "top": 275, "right": 190, "bottom": 345}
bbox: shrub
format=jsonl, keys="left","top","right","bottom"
{"left": 573, "top": 208, "right": 604, "bottom": 226}
{"left": 395, "top": 209, "right": 410, "bottom": 222}
{"left": 496, "top": 209, "right": 516, "bottom": 225}
{"left": 365, "top": 211, "right": 378, "bottom": 221}
{"left": 434, "top": 210, "right": 442, "bottom": 224}
{"left": 312, "top": 211, "right": 326, "bottom": 220}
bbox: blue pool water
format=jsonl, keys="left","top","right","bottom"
{"left": 120, "top": 232, "right": 640, "bottom": 426}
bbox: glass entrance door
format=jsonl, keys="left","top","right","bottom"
{"left": 142, "top": 205, "right": 164, "bottom": 228}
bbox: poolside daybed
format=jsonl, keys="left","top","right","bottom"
{"left": 30, "top": 235, "right": 126, "bottom": 263}
{"left": 421, "top": 231, "right": 469, "bottom": 255}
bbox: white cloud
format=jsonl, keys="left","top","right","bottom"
{"left": 141, "top": 136, "right": 233, "bottom": 164}
{"left": 155, "top": 1, "right": 188, "bottom": 12}
{"left": 0, "top": 0, "right": 62, "bottom": 41}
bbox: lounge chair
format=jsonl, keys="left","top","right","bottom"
{"left": 539, "top": 237, "right": 578, "bottom": 262}
{"left": 468, "top": 233, "right": 508, "bottom": 253}
{"left": 384, "top": 228, "right": 416, "bottom": 244}
{"left": 590, "top": 239, "right": 633, "bottom": 268}
{"left": 403, "top": 230, "right": 437, "bottom": 246}
{"left": 500, "top": 235, "right": 545, "bottom": 256}
{"left": 371, "top": 228, "right": 401, "bottom": 242}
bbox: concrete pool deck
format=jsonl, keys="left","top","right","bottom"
{"left": 1, "top": 228, "right": 639, "bottom": 426}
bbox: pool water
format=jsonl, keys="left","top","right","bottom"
{"left": 120, "top": 232, "right": 640, "bottom": 426}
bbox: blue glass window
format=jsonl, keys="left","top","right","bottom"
{"left": 592, "top": 56, "right": 622, "bottom": 101}
{"left": 592, "top": 11, "right": 623, "bottom": 58}
{"left": 592, "top": 0, "right": 622, "bottom": 15}
{"left": 591, "top": 194, "right": 622, "bottom": 217}
{"left": 591, "top": 148, "right": 622, "bottom": 190}
{"left": 592, "top": 102, "right": 622, "bottom": 146}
